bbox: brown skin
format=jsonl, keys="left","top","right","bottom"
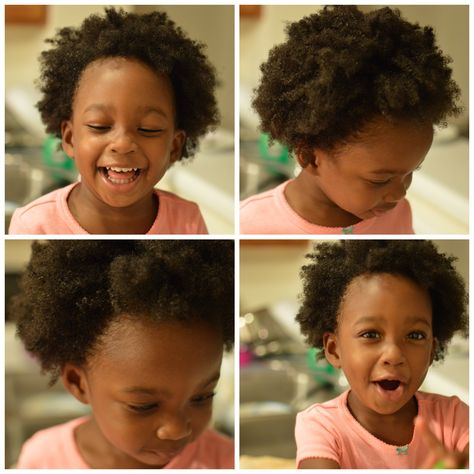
{"left": 62, "top": 57, "right": 185, "bottom": 234}
{"left": 285, "top": 119, "right": 434, "bottom": 228}
{"left": 299, "top": 273, "right": 467, "bottom": 469}
{"left": 62, "top": 317, "right": 224, "bottom": 468}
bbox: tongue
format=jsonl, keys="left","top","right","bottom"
{"left": 378, "top": 380, "right": 401, "bottom": 391}
{"left": 107, "top": 169, "right": 136, "bottom": 180}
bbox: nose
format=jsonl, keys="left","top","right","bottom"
{"left": 384, "top": 173, "right": 412, "bottom": 203}
{"left": 381, "top": 340, "right": 406, "bottom": 367}
{"left": 156, "top": 412, "right": 192, "bottom": 441}
{"left": 110, "top": 128, "right": 137, "bottom": 155}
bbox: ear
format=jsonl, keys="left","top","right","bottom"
{"left": 61, "top": 363, "right": 90, "bottom": 404}
{"left": 169, "top": 130, "right": 186, "bottom": 164}
{"left": 61, "top": 120, "right": 75, "bottom": 159}
{"left": 430, "top": 337, "right": 438, "bottom": 364}
{"left": 323, "top": 332, "right": 342, "bottom": 369}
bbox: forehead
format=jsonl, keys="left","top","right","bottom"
{"left": 89, "top": 317, "right": 224, "bottom": 385}
{"left": 333, "top": 119, "right": 434, "bottom": 173}
{"left": 73, "top": 57, "right": 175, "bottom": 116}
{"left": 338, "top": 273, "right": 432, "bottom": 326}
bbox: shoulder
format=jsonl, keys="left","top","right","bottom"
{"left": 297, "top": 391, "right": 345, "bottom": 426}
{"left": 417, "top": 391, "right": 468, "bottom": 413}
{"left": 240, "top": 181, "right": 293, "bottom": 233}
{"left": 174, "top": 430, "right": 234, "bottom": 469}
{"left": 152, "top": 189, "right": 208, "bottom": 234}
{"left": 16, "top": 417, "right": 89, "bottom": 468}
{"left": 8, "top": 183, "right": 77, "bottom": 234}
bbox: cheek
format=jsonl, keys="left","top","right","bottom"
{"left": 190, "top": 406, "right": 213, "bottom": 434}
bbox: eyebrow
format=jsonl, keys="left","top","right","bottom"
{"left": 352, "top": 315, "right": 431, "bottom": 328}
{"left": 83, "top": 104, "right": 168, "bottom": 118}
{"left": 121, "top": 372, "right": 221, "bottom": 396}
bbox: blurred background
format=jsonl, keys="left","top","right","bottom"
{"left": 239, "top": 240, "right": 469, "bottom": 466}
{"left": 5, "top": 240, "right": 234, "bottom": 467}
{"left": 240, "top": 5, "right": 469, "bottom": 234}
{"left": 5, "top": 5, "right": 234, "bottom": 234}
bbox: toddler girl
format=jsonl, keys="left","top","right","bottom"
{"left": 9, "top": 8, "right": 220, "bottom": 235}
{"left": 295, "top": 240, "right": 468, "bottom": 468}
{"left": 240, "top": 6, "right": 461, "bottom": 234}
{"left": 11, "top": 240, "right": 234, "bottom": 468}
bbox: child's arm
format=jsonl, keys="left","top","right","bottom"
{"left": 298, "top": 457, "right": 340, "bottom": 469}
{"left": 416, "top": 417, "right": 469, "bottom": 468}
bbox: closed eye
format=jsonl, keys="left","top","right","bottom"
{"left": 127, "top": 403, "right": 158, "bottom": 414}
{"left": 368, "top": 178, "right": 391, "bottom": 186}
{"left": 191, "top": 392, "right": 216, "bottom": 406}
{"left": 139, "top": 128, "right": 163, "bottom": 134}
{"left": 87, "top": 124, "right": 110, "bottom": 132}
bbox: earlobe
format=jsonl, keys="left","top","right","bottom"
{"left": 323, "top": 332, "right": 342, "bottom": 368}
{"left": 61, "top": 364, "right": 90, "bottom": 404}
{"left": 61, "top": 120, "right": 74, "bottom": 159}
{"left": 170, "top": 130, "right": 186, "bottom": 164}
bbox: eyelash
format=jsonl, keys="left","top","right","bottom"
{"left": 86, "top": 125, "right": 163, "bottom": 134}
{"left": 127, "top": 393, "right": 216, "bottom": 414}
{"left": 359, "top": 331, "right": 427, "bottom": 341}
{"left": 368, "top": 166, "right": 422, "bottom": 187}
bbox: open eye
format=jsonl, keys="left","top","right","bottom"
{"left": 408, "top": 331, "right": 426, "bottom": 341}
{"left": 360, "top": 330, "right": 380, "bottom": 339}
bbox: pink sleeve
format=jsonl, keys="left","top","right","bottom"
{"left": 295, "top": 410, "right": 341, "bottom": 466}
{"left": 446, "top": 397, "right": 469, "bottom": 452}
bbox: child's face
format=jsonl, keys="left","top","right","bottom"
{"left": 64, "top": 318, "right": 224, "bottom": 468}
{"left": 324, "top": 273, "right": 435, "bottom": 419}
{"left": 61, "top": 57, "right": 185, "bottom": 209}
{"left": 304, "top": 120, "right": 433, "bottom": 223}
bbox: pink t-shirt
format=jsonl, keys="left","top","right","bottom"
{"left": 240, "top": 180, "right": 414, "bottom": 234}
{"left": 9, "top": 183, "right": 208, "bottom": 235}
{"left": 16, "top": 417, "right": 234, "bottom": 469}
{"left": 295, "top": 390, "right": 469, "bottom": 469}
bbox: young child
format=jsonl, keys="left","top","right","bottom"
{"left": 240, "top": 6, "right": 461, "bottom": 234}
{"left": 11, "top": 240, "right": 234, "bottom": 468}
{"left": 9, "top": 8, "right": 220, "bottom": 235}
{"left": 295, "top": 240, "right": 468, "bottom": 468}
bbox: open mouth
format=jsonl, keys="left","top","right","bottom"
{"left": 376, "top": 380, "right": 401, "bottom": 391}
{"left": 100, "top": 166, "right": 141, "bottom": 185}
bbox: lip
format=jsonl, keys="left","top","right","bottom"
{"left": 98, "top": 166, "right": 144, "bottom": 193}
{"left": 373, "top": 380, "right": 406, "bottom": 402}
{"left": 144, "top": 446, "right": 186, "bottom": 462}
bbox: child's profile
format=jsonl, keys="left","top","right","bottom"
{"left": 295, "top": 240, "right": 468, "bottom": 468}
{"left": 240, "top": 6, "right": 462, "bottom": 235}
{"left": 8, "top": 8, "right": 220, "bottom": 235}
{"left": 11, "top": 240, "right": 234, "bottom": 469}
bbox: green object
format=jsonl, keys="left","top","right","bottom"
{"left": 258, "top": 133, "right": 290, "bottom": 174}
{"left": 307, "top": 348, "right": 338, "bottom": 385}
{"left": 42, "top": 135, "right": 76, "bottom": 180}
{"left": 433, "top": 461, "right": 464, "bottom": 469}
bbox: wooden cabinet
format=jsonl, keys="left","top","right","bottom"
{"left": 5, "top": 5, "right": 47, "bottom": 25}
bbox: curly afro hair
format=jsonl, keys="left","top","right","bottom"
{"left": 253, "top": 6, "right": 461, "bottom": 162}
{"left": 296, "top": 240, "right": 467, "bottom": 362}
{"left": 36, "top": 7, "right": 219, "bottom": 158}
{"left": 11, "top": 240, "right": 234, "bottom": 383}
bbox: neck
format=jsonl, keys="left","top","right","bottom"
{"left": 68, "top": 183, "right": 158, "bottom": 234}
{"left": 285, "top": 171, "right": 362, "bottom": 227}
{"left": 347, "top": 390, "right": 418, "bottom": 446}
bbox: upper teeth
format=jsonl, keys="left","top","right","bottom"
{"left": 106, "top": 167, "right": 138, "bottom": 172}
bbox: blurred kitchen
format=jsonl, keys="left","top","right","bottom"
{"left": 239, "top": 240, "right": 468, "bottom": 467}
{"left": 5, "top": 5, "right": 234, "bottom": 234}
{"left": 240, "top": 5, "right": 469, "bottom": 234}
{"left": 5, "top": 240, "right": 234, "bottom": 467}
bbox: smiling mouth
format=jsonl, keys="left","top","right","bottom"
{"left": 99, "top": 166, "right": 141, "bottom": 185}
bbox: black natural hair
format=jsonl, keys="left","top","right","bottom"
{"left": 11, "top": 240, "right": 234, "bottom": 383}
{"left": 36, "top": 7, "right": 219, "bottom": 158}
{"left": 296, "top": 240, "right": 467, "bottom": 361}
{"left": 253, "top": 6, "right": 461, "bottom": 163}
